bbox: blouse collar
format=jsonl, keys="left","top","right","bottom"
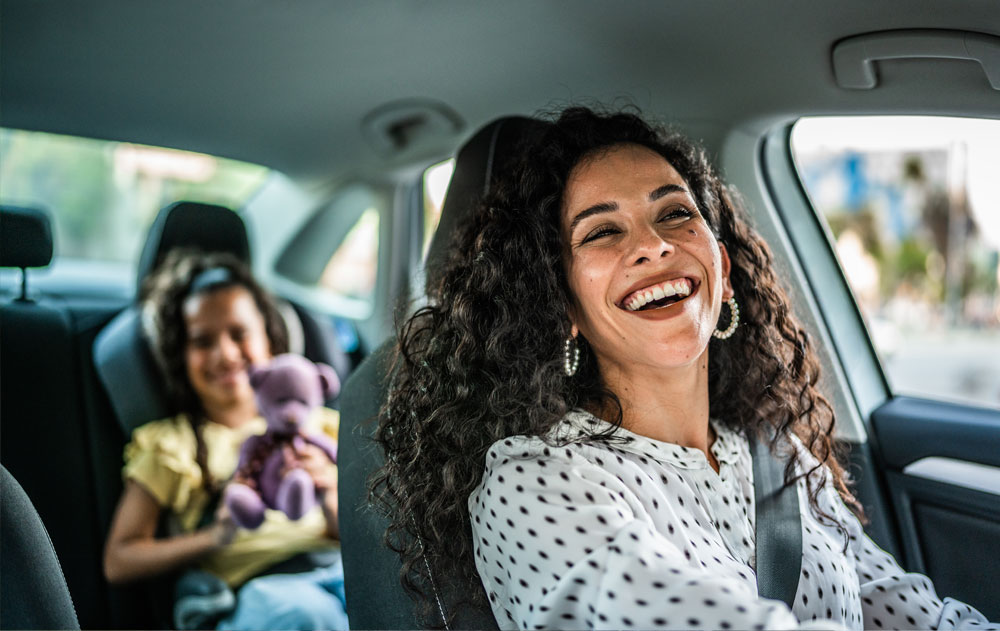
{"left": 556, "top": 409, "right": 746, "bottom": 470}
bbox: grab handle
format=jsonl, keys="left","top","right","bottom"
{"left": 832, "top": 29, "right": 1000, "bottom": 90}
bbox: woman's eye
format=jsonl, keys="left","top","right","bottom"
{"left": 189, "top": 336, "right": 212, "bottom": 349}
{"left": 658, "top": 207, "right": 694, "bottom": 223}
{"left": 581, "top": 226, "right": 619, "bottom": 244}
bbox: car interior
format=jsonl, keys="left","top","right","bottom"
{"left": 1, "top": 2, "right": 998, "bottom": 629}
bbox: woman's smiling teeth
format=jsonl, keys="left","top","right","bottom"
{"left": 623, "top": 278, "right": 693, "bottom": 311}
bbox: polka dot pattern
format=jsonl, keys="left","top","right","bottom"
{"left": 468, "top": 410, "right": 996, "bottom": 630}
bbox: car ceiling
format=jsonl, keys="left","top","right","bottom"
{"left": 2, "top": 0, "right": 998, "bottom": 183}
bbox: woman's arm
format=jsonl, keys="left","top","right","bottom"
{"left": 849, "top": 530, "right": 993, "bottom": 629}
{"left": 103, "top": 480, "right": 236, "bottom": 584}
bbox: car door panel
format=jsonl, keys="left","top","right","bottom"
{"left": 871, "top": 396, "right": 1000, "bottom": 619}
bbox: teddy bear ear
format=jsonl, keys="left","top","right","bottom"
{"left": 248, "top": 364, "right": 271, "bottom": 389}
{"left": 316, "top": 363, "right": 340, "bottom": 398}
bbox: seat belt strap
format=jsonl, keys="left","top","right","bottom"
{"left": 750, "top": 431, "right": 802, "bottom": 609}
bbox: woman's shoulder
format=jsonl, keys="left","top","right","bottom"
{"left": 482, "top": 411, "right": 609, "bottom": 464}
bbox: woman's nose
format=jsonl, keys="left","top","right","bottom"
{"left": 630, "top": 226, "right": 674, "bottom": 266}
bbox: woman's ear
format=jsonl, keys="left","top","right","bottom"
{"left": 565, "top": 303, "right": 580, "bottom": 339}
{"left": 719, "top": 243, "right": 734, "bottom": 301}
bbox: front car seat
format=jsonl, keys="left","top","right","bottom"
{"left": 338, "top": 116, "right": 545, "bottom": 629}
{"left": 1, "top": 465, "right": 80, "bottom": 630}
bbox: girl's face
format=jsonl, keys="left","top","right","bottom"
{"left": 183, "top": 285, "right": 272, "bottom": 413}
{"left": 560, "top": 143, "right": 733, "bottom": 377}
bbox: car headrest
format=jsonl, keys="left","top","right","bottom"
{"left": 423, "top": 116, "right": 548, "bottom": 291}
{"left": 135, "top": 201, "right": 250, "bottom": 294}
{"left": 0, "top": 206, "right": 54, "bottom": 268}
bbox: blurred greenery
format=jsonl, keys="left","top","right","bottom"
{"left": 0, "top": 128, "right": 269, "bottom": 263}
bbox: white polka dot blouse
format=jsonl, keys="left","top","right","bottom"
{"left": 469, "top": 410, "right": 995, "bottom": 630}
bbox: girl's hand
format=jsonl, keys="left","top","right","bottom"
{"left": 210, "top": 502, "right": 238, "bottom": 547}
{"left": 292, "top": 444, "right": 338, "bottom": 495}
{"left": 289, "top": 444, "right": 340, "bottom": 539}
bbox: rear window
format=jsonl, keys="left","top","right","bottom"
{"left": 791, "top": 116, "right": 1000, "bottom": 409}
{"left": 0, "top": 128, "right": 270, "bottom": 265}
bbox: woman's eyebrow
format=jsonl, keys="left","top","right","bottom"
{"left": 569, "top": 201, "right": 618, "bottom": 233}
{"left": 649, "top": 183, "right": 688, "bottom": 201}
{"left": 569, "top": 183, "right": 689, "bottom": 232}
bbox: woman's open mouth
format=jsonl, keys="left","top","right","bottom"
{"left": 620, "top": 277, "right": 697, "bottom": 312}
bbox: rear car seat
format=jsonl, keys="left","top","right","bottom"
{"left": 0, "top": 205, "right": 107, "bottom": 628}
{"left": 337, "top": 117, "right": 544, "bottom": 629}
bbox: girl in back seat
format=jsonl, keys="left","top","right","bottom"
{"left": 103, "top": 250, "right": 348, "bottom": 630}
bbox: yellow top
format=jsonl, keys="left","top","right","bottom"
{"left": 122, "top": 408, "right": 340, "bottom": 587}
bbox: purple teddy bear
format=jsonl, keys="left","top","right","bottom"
{"left": 224, "top": 354, "right": 340, "bottom": 529}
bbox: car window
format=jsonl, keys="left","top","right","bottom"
{"left": 319, "top": 206, "right": 380, "bottom": 304}
{"left": 791, "top": 116, "right": 1000, "bottom": 409}
{"left": 0, "top": 128, "right": 270, "bottom": 265}
{"left": 421, "top": 158, "right": 455, "bottom": 259}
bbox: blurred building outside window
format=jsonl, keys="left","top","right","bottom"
{"left": 791, "top": 116, "right": 1000, "bottom": 409}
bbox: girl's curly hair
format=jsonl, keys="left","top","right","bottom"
{"left": 141, "top": 249, "right": 288, "bottom": 490}
{"left": 371, "top": 106, "right": 863, "bottom": 622}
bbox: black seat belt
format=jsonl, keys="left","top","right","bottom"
{"left": 750, "top": 432, "right": 802, "bottom": 609}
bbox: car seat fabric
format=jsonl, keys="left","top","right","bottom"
{"left": 135, "top": 201, "right": 251, "bottom": 295}
{"left": 0, "top": 206, "right": 108, "bottom": 628}
{"left": 338, "top": 116, "right": 545, "bottom": 629}
{"left": 0, "top": 205, "right": 54, "bottom": 268}
{"left": 1, "top": 465, "right": 81, "bottom": 630}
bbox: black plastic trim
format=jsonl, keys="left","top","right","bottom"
{"left": 872, "top": 396, "right": 1000, "bottom": 470}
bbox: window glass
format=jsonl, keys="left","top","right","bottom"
{"left": 318, "top": 207, "right": 380, "bottom": 304}
{"left": 422, "top": 158, "right": 455, "bottom": 258}
{"left": 791, "top": 116, "right": 1000, "bottom": 409}
{"left": 0, "top": 128, "right": 270, "bottom": 264}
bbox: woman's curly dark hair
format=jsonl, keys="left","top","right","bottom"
{"left": 141, "top": 249, "right": 288, "bottom": 490}
{"left": 371, "top": 106, "right": 863, "bottom": 622}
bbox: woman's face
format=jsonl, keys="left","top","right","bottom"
{"left": 183, "top": 285, "right": 272, "bottom": 413}
{"left": 561, "top": 143, "right": 733, "bottom": 376}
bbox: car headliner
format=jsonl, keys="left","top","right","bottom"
{"left": 2, "top": 0, "right": 998, "bottom": 182}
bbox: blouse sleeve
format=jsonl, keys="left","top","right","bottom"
{"left": 122, "top": 418, "right": 198, "bottom": 512}
{"left": 470, "top": 444, "right": 840, "bottom": 631}
{"left": 849, "top": 526, "right": 995, "bottom": 630}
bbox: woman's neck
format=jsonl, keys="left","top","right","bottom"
{"left": 201, "top": 398, "right": 258, "bottom": 428}
{"left": 596, "top": 348, "right": 719, "bottom": 472}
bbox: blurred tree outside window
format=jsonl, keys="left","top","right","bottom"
{"left": 791, "top": 116, "right": 1000, "bottom": 409}
{"left": 0, "top": 128, "right": 269, "bottom": 264}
